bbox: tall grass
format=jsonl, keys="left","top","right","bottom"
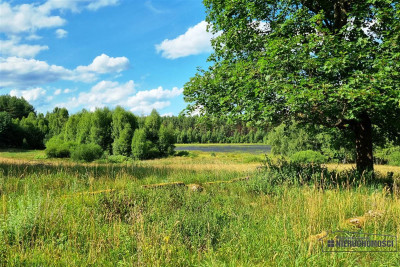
{"left": 0, "top": 154, "right": 399, "bottom": 266}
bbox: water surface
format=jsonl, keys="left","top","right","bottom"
{"left": 175, "top": 144, "right": 271, "bottom": 154}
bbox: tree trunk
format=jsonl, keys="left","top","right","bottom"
{"left": 354, "top": 112, "right": 374, "bottom": 173}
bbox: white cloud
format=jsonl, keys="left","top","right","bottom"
{"left": 54, "top": 89, "right": 62, "bottom": 95}
{"left": 9, "top": 87, "right": 46, "bottom": 102}
{"left": 55, "top": 29, "right": 68, "bottom": 39}
{"left": 57, "top": 82, "right": 182, "bottom": 115}
{"left": 161, "top": 112, "right": 173, "bottom": 117}
{"left": 58, "top": 80, "right": 135, "bottom": 111}
{"left": 156, "top": 21, "right": 220, "bottom": 59}
{"left": 126, "top": 86, "right": 183, "bottom": 114}
{"left": 0, "top": 38, "right": 48, "bottom": 57}
{"left": 87, "top": 0, "right": 119, "bottom": 11}
{"left": 0, "top": 1, "right": 120, "bottom": 35}
{"left": 26, "top": 34, "right": 42, "bottom": 41}
{"left": 0, "top": 54, "right": 129, "bottom": 88}
{"left": 76, "top": 54, "right": 129, "bottom": 74}
{"left": 0, "top": 2, "right": 65, "bottom": 34}
{"left": 0, "top": 57, "right": 73, "bottom": 88}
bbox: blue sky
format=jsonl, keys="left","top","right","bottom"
{"left": 0, "top": 0, "right": 216, "bottom": 116}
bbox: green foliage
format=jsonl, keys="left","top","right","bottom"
{"left": 131, "top": 128, "right": 153, "bottom": 160}
{"left": 90, "top": 108, "right": 113, "bottom": 152}
{"left": 184, "top": 0, "right": 400, "bottom": 172}
{"left": 388, "top": 151, "right": 400, "bottom": 167}
{"left": 113, "top": 123, "right": 133, "bottom": 156}
{"left": 112, "top": 107, "right": 137, "bottom": 156}
{"left": 144, "top": 109, "right": 161, "bottom": 143}
{"left": 0, "top": 112, "right": 13, "bottom": 147}
{"left": 106, "top": 155, "right": 133, "bottom": 164}
{"left": 17, "top": 112, "right": 48, "bottom": 149}
{"left": 290, "top": 150, "right": 327, "bottom": 164}
{"left": 267, "top": 123, "right": 313, "bottom": 156}
{"left": 158, "top": 123, "right": 176, "bottom": 156}
{"left": 71, "top": 143, "right": 103, "bottom": 162}
{"left": 0, "top": 95, "right": 35, "bottom": 119}
{"left": 76, "top": 110, "right": 92, "bottom": 144}
{"left": 46, "top": 107, "right": 69, "bottom": 140}
{"left": 45, "top": 136, "right": 76, "bottom": 158}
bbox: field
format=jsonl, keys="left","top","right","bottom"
{"left": 0, "top": 149, "right": 399, "bottom": 266}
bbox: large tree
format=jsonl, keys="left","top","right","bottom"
{"left": 184, "top": 0, "right": 400, "bottom": 172}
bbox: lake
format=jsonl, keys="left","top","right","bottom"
{"left": 175, "top": 144, "right": 271, "bottom": 154}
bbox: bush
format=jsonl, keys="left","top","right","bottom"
{"left": 106, "top": 155, "right": 133, "bottom": 163}
{"left": 71, "top": 143, "right": 103, "bottom": 162}
{"left": 45, "top": 136, "right": 76, "bottom": 158}
{"left": 388, "top": 151, "right": 400, "bottom": 166}
{"left": 375, "top": 146, "right": 400, "bottom": 165}
{"left": 158, "top": 123, "right": 176, "bottom": 156}
{"left": 290, "top": 150, "right": 327, "bottom": 164}
{"left": 131, "top": 128, "right": 156, "bottom": 160}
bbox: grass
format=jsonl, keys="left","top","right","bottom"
{"left": 0, "top": 150, "right": 399, "bottom": 266}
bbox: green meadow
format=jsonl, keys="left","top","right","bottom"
{"left": 0, "top": 150, "right": 399, "bottom": 266}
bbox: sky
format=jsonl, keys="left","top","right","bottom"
{"left": 0, "top": 0, "right": 217, "bottom": 116}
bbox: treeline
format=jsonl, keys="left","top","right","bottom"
{"left": 1, "top": 95, "right": 398, "bottom": 165}
{"left": 0, "top": 95, "right": 269, "bottom": 150}
{"left": 0, "top": 95, "right": 175, "bottom": 161}
{"left": 161, "top": 116, "right": 268, "bottom": 144}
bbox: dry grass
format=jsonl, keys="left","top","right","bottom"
{"left": 325, "top": 163, "right": 400, "bottom": 175}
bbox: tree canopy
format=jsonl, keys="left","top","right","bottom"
{"left": 0, "top": 95, "right": 35, "bottom": 119}
{"left": 184, "top": 0, "right": 400, "bottom": 172}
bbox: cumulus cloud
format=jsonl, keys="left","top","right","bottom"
{"left": 57, "top": 81, "right": 182, "bottom": 114}
{"left": 156, "top": 21, "right": 220, "bottom": 59}
{"left": 0, "top": 54, "right": 130, "bottom": 88}
{"left": 0, "top": 57, "right": 73, "bottom": 88}
{"left": 0, "top": 38, "right": 48, "bottom": 57}
{"left": 9, "top": 87, "right": 46, "bottom": 102}
{"left": 55, "top": 29, "right": 68, "bottom": 38}
{"left": 0, "top": 0, "right": 120, "bottom": 34}
{"left": 54, "top": 89, "right": 62, "bottom": 95}
{"left": 126, "top": 86, "right": 183, "bottom": 114}
{"left": 76, "top": 54, "right": 129, "bottom": 74}
{"left": 0, "top": 2, "right": 65, "bottom": 34}
{"left": 57, "top": 80, "right": 135, "bottom": 111}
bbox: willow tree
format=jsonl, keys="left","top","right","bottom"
{"left": 184, "top": 0, "right": 400, "bottom": 172}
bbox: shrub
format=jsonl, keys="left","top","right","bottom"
{"left": 290, "top": 150, "right": 327, "bottom": 164}
{"left": 131, "top": 128, "right": 157, "bottom": 160}
{"left": 158, "top": 123, "right": 176, "bottom": 156}
{"left": 106, "top": 155, "right": 133, "bottom": 163}
{"left": 388, "top": 151, "right": 400, "bottom": 166}
{"left": 175, "top": 150, "right": 189, "bottom": 157}
{"left": 71, "top": 143, "right": 103, "bottom": 162}
{"left": 45, "top": 136, "right": 76, "bottom": 158}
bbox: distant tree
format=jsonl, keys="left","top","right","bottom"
{"left": 144, "top": 109, "right": 161, "bottom": 143}
{"left": 131, "top": 128, "right": 152, "bottom": 159}
{"left": 63, "top": 113, "right": 81, "bottom": 142}
{"left": 0, "top": 112, "right": 13, "bottom": 147}
{"left": 76, "top": 111, "right": 92, "bottom": 144}
{"left": 0, "top": 95, "right": 35, "bottom": 119}
{"left": 18, "top": 112, "right": 47, "bottom": 148}
{"left": 112, "top": 106, "right": 137, "bottom": 155}
{"left": 158, "top": 123, "right": 176, "bottom": 156}
{"left": 46, "top": 107, "right": 69, "bottom": 140}
{"left": 90, "top": 108, "right": 113, "bottom": 152}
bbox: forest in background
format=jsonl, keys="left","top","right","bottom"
{"left": 1, "top": 95, "right": 399, "bottom": 165}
